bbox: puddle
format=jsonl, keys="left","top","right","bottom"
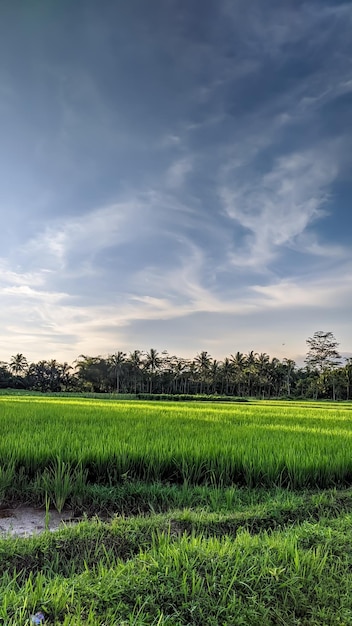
{"left": 0, "top": 507, "right": 77, "bottom": 538}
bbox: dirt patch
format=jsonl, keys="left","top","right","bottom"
{"left": 0, "top": 507, "right": 76, "bottom": 538}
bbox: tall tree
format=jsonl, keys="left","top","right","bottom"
{"left": 283, "top": 358, "right": 296, "bottom": 396}
{"left": 210, "top": 359, "right": 221, "bottom": 394}
{"left": 9, "top": 353, "right": 28, "bottom": 376}
{"left": 221, "top": 357, "right": 234, "bottom": 395}
{"left": 257, "top": 352, "right": 270, "bottom": 398}
{"left": 305, "top": 331, "right": 342, "bottom": 400}
{"left": 0, "top": 361, "right": 13, "bottom": 388}
{"left": 244, "top": 351, "right": 258, "bottom": 396}
{"left": 74, "top": 355, "right": 109, "bottom": 392}
{"left": 230, "top": 352, "right": 246, "bottom": 396}
{"left": 194, "top": 351, "right": 212, "bottom": 394}
{"left": 305, "top": 331, "right": 341, "bottom": 372}
{"left": 344, "top": 358, "right": 352, "bottom": 401}
{"left": 109, "top": 351, "right": 127, "bottom": 394}
{"left": 128, "top": 350, "right": 143, "bottom": 394}
{"left": 145, "top": 348, "right": 161, "bottom": 393}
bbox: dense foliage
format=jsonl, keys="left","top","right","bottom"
{"left": 1, "top": 331, "right": 351, "bottom": 399}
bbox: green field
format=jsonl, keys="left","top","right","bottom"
{"left": 1, "top": 396, "right": 352, "bottom": 624}
{"left": 1, "top": 397, "right": 352, "bottom": 495}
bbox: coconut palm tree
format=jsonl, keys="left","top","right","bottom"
{"left": 283, "top": 358, "right": 295, "bottom": 396}
{"left": 257, "top": 353, "right": 270, "bottom": 398}
{"left": 194, "top": 351, "right": 212, "bottom": 394}
{"left": 243, "top": 351, "right": 259, "bottom": 396}
{"left": 128, "top": 350, "right": 143, "bottom": 394}
{"left": 221, "top": 357, "right": 235, "bottom": 395}
{"left": 210, "top": 359, "right": 221, "bottom": 394}
{"left": 9, "top": 353, "right": 28, "bottom": 376}
{"left": 145, "top": 348, "right": 161, "bottom": 393}
{"left": 109, "top": 351, "right": 127, "bottom": 394}
{"left": 58, "top": 362, "right": 73, "bottom": 391}
{"left": 230, "top": 352, "right": 246, "bottom": 396}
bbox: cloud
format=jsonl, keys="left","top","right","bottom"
{"left": 0, "top": 0, "right": 351, "bottom": 362}
{"left": 165, "top": 156, "right": 193, "bottom": 188}
{"left": 220, "top": 146, "right": 339, "bottom": 268}
{"left": 223, "top": 0, "right": 351, "bottom": 60}
{"left": 1, "top": 227, "right": 351, "bottom": 362}
{"left": 251, "top": 269, "right": 352, "bottom": 310}
{"left": 21, "top": 197, "right": 152, "bottom": 274}
{"left": 159, "top": 133, "right": 182, "bottom": 147}
{"left": 0, "top": 260, "right": 47, "bottom": 288}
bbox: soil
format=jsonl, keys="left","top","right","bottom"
{"left": 0, "top": 507, "right": 76, "bottom": 538}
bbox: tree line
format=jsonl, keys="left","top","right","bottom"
{"left": 0, "top": 332, "right": 351, "bottom": 400}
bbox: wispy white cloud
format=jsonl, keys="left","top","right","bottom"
{"left": 251, "top": 269, "right": 352, "bottom": 310}
{"left": 165, "top": 156, "right": 193, "bottom": 189}
{"left": 1, "top": 230, "right": 351, "bottom": 361}
{"left": 220, "top": 146, "right": 339, "bottom": 268}
{"left": 223, "top": 0, "right": 351, "bottom": 59}
{"left": 21, "top": 198, "right": 150, "bottom": 273}
{"left": 0, "top": 260, "right": 47, "bottom": 288}
{"left": 159, "top": 133, "right": 182, "bottom": 148}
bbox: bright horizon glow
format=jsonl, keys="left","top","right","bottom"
{"left": 0, "top": 1, "right": 351, "bottom": 365}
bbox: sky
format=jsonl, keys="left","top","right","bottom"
{"left": 0, "top": 0, "right": 352, "bottom": 365}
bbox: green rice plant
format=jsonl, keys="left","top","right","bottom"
{"left": 44, "top": 492, "right": 51, "bottom": 531}
{"left": 40, "top": 458, "right": 87, "bottom": 512}
{"left": 0, "top": 460, "right": 15, "bottom": 504}
{"left": 2, "top": 396, "right": 352, "bottom": 496}
{"left": 40, "top": 459, "right": 72, "bottom": 512}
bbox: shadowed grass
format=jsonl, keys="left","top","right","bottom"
{"left": 1, "top": 500, "right": 352, "bottom": 624}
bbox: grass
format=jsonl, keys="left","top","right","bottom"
{"left": 1, "top": 490, "right": 352, "bottom": 624}
{"left": 2, "top": 395, "right": 352, "bottom": 624}
{"left": 1, "top": 397, "right": 352, "bottom": 507}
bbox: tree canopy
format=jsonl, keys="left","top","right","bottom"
{"left": 0, "top": 332, "right": 350, "bottom": 400}
{"left": 305, "top": 331, "right": 342, "bottom": 372}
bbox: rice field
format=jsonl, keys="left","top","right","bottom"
{"left": 1, "top": 397, "right": 352, "bottom": 499}
{"left": 2, "top": 396, "right": 352, "bottom": 624}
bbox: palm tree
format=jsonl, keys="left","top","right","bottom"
{"left": 145, "top": 348, "right": 161, "bottom": 393}
{"left": 221, "top": 357, "right": 234, "bottom": 395}
{"left": 257, "top": 353, "right": 270, "bottom": 398}
{"left": 58, "top": 362, "right": 73, "bottom": 391}
{"left": 167, "top": 356, "right": 186, "bottom": 394}
{"left": 230, "top": 352, "right": 246, "bottom": 396}
{"left": 244, "top": 351, "right": 259, "bottom": 396}
{"left": 283, "top": 358, "right": 295, "bottom": 396}
{"left": 74, "top": 355, "right": 108, "bottom": 392}
{"left": 194, "top": 351, "right": 212, "bottom": 394}
{"left": 210, "top": 359, "right": 221, "bottom": 394}
{"left": 47, "top": 359, "right": 60, "bottom": 391}
{"left": 109, "top": 351, "right": 127, "bottom": 394}
{"left": 128, "top": 350, "right": 143, "bottom": 394}
{"left": 9, "top": 353, "right": 28, "bottom": 376}
{"left": 268, "top": 357, "right": 282, "bottom": 397}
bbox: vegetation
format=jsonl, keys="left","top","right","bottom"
{"left": 2, "top": 393, "right": 352, "bottom": 623}
{"left": 2, "top": 496, "right": 352, "bottom": 625}
{"left": 0, "top": 331, "right": 351, "bottom": 400}
{"left": 1, "top": 398, "right": 352, "bottom": 508}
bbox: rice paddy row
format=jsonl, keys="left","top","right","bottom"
{"left": 1, "top": 397, "right": 352, "bottom": 510}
